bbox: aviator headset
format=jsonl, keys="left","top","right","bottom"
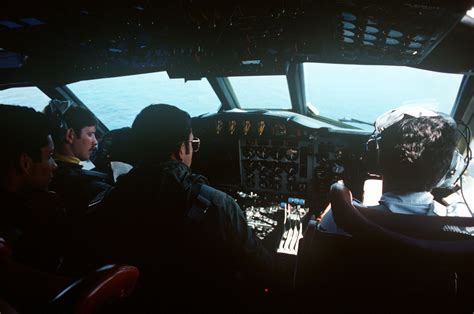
{"left": 46, "top": 99, "right": 74, "bottom": 140}
{"left": 365, "top": 106, "right": 471, "bottom": 189}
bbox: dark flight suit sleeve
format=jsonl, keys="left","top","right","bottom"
{"left": 209, "top": 189, "right": 274, "bottom": 277}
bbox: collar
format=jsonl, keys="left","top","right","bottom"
{"left": 54, "top": 153, "right": 81, "bottom": 165}
{"left": 379, "top": 191, "right": 434, "bottom": 215}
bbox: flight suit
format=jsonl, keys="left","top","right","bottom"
{"left": 81, "top": 160, "right": 274, "bottom": 311}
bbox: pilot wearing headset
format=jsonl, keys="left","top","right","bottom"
{"left": 321, "top": 105, "right": 472, "bottom": 233}
{"left": 44, "top": 100, "right": 112, "bottom": 216}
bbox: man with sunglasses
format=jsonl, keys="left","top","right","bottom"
{"left": 83, "top": 104, "right": 274, "bottom": 312}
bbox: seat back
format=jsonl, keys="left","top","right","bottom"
{"left": 331, "top": 183, "right": 474, "bottom": 258}
{"left": 295, "top": 183, "right": 474, "bottom": 312}
{"left": 1, "top": 234, "right": 139, "bottom": 314}
{"left": 94, "top": 127, "right": 134, "bottom": 173}
{"left": 50, "top": 264, "right": 139, "bottom": 314}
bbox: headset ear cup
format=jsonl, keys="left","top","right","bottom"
{"left": 436, "top": 150, "right": 467, "bottom": 188}
{"left": 45, "top": 110, "right": 67, "bottom": 141}
{"left": 365, "top": 133, "right": 381, "bottom": 175}
{"left": 46, "top": 100, "right": 69, "bottom": 136}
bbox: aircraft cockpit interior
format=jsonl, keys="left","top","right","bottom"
{"left": 191, "top": 110, "right": 369, "bottom": 248}
{"left": 1, "top": 1, "right": 474, "bottom": 312}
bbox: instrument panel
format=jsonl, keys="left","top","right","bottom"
{"left": 191, "top": 111, "right": 369, "bottom": 243}
{"left": 240, "top": 139, "right": 309, "bottom": 194}
{"left": 192, "top": 111, "right": 369, "bottom": 201}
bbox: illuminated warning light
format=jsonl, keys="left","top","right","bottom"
{"left": 264, "top": 288, "right": 269, "bottom": 293}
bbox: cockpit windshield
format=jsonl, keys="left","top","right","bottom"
{"left": 303, "top": 63, "right": 464, "bottom": 130}
{"left": 67, "top": 71, "right": 221, "bottom": 130}
{"left": 229, "top": 75, "right": 292, "bottom": 110}
{"left": 0, "top": 64, "right": 464, "bottom": 132}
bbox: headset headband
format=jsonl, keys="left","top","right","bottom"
{"left": 374, "top": 106, "right": 440, "bottom": 134}
{"left": 49, "top": 99, "right": 73, "bottom": 116}
{"left": 48, "top": 99, "right": 74, "bottom": 130}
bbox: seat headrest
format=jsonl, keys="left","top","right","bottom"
{"left": 94, "top": 127, "right": 135, "bottom": 168}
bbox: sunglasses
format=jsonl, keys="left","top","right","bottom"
{"left": 181, "top": 137, "right": 200, "bottom": 152}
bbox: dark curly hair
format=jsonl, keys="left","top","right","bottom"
{"left": 379, "top": 115, "right": 459, "bottom": 192}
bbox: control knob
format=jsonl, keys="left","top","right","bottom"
{"left": 257, "top": 147, "right": 268, "bottom": 159}
{"left": 286, "top": 148, "right": 299, "bottom": 161}
{"left": 288, "top": 167, "right": 297, "bottom": 176}
{"left": 271, "top": 149, "right": 283, "bottom": 160}
{"left": 243, "top": 147, "right": 255, "bottom": 159}
{"left": 298, "top": 183, "right": 307, "bottom": 192}
{"left": 332, "top": 163, "right": 344, "bottom": 174}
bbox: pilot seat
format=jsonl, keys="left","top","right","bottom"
{"left": 295, "top": 183, "right": 474, "bottom": 312}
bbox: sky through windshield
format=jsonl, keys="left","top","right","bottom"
{"left": 303, "top": 63, "right": 463, "bottom": 129}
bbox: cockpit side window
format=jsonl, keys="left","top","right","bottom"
{"left": 0, "top": 87, "right": 51, "bottom": 111}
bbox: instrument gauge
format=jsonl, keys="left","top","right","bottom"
{"left": 242, "top": 147, "right": 255, "bottom": 159}
{"left": 229, "top": 120, "right": 237, "bottom": 135}
{"left": 258, "top": 121, "right": 266, "bottom": 136}
{"left": 216, "top": 120, "right": 224, "bottom": 135}
{"left": 274, "top": 123, "right": 287, "bottom": 136}
{"left": 243, "top": 120, "right": 251, "bottom": 135}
